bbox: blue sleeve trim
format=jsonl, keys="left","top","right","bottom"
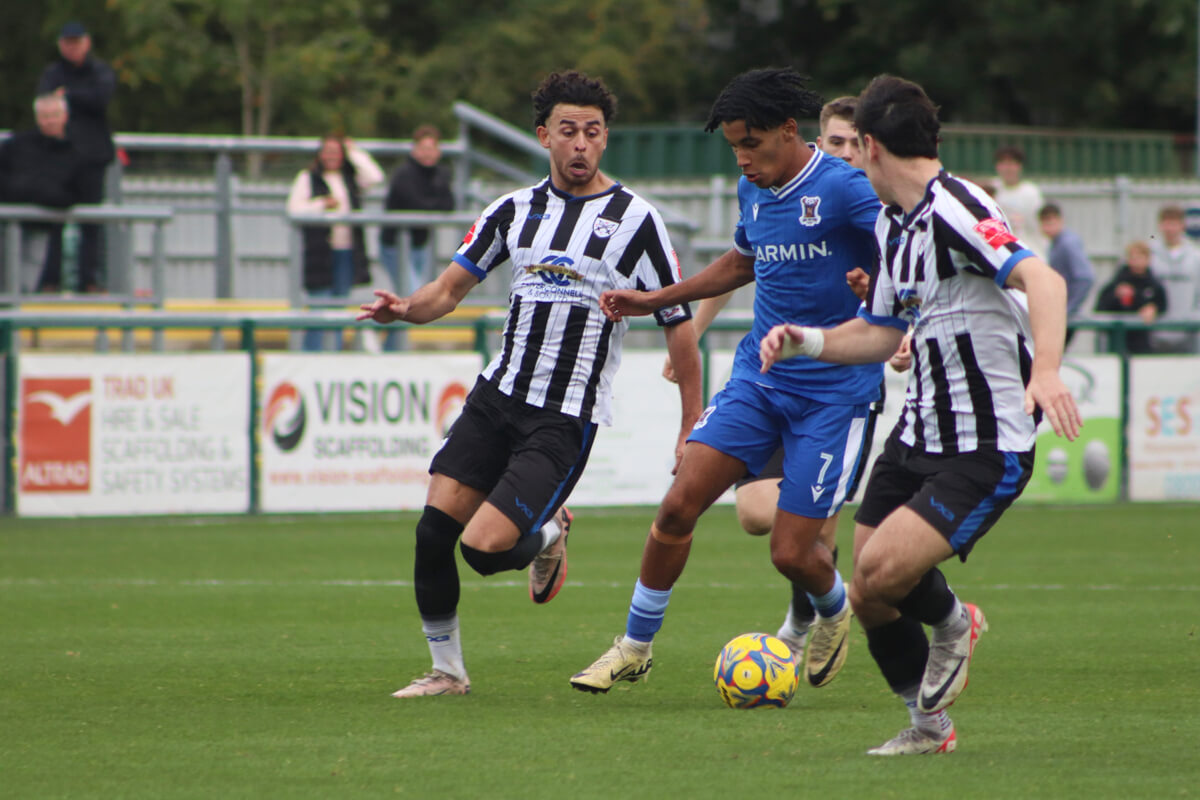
{"left": 857, "top": 307, "right": 909, "bottom": 331}
{"left": 996, "top": 249, "right": 1034, "bottom": 286}
{"left": 452, "top": 253, "right": 486, "bottom": 281}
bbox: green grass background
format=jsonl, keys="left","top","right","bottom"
{"left": 2, "top": 505, "right": 1198, "bottom": 798}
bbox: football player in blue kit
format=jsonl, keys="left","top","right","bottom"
{"left": 571, "top": 68, "right": 883, "bottom": 694}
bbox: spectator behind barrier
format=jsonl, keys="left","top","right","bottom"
{"left": 1037, "top": 202, "right": 1095, "bottom": 345}
{"left": 1094, "top": 240, "right": 1166, "bottom": 355}
{"left": 992, "top": 145, "right": 1047, "bottom": 258}
{"left": 1149, "top": 204, "right": 1200, "bottom": 352}
{"left": 0, "top": 93, "right": 88, "bottom": 293}
{"left": 38, "top": 20, "right": 116, "bottom": 293}
{"left": 286, "top": 134, "right": 383, "bottom": 351}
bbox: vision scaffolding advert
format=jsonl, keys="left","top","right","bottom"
{"left": 259, "top": 353, "right": 482, "bottom": 512}
{"left": 17, "top": 354, "right": 251, "bottom": 516}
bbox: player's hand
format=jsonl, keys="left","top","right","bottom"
{"left": 845, "top": 267, "right": 870, "bottom": 301}
{"left": 1025, "top": 366, "right": 1083, "bottom": 441}
{"left": 661, "top": 356, "right": 677, "bottom": 383}
{"left": 599, "top": 289, "right": 658, "bottom": 322}
{"left": 759, "top": 323, "right": 802, "bottom": 372}
{"left": 888, "top": 333, "right": 913, "bottom": 372}
{"left": 357, "top": 289, "right": 409, "bottom": 324}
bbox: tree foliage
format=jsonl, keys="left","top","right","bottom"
{"left": 1, "top": 0, "right": 1195, "bottom": 137}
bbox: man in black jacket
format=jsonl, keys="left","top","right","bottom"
{"left": 380, "top": 125, "right": 455, "bottom": 296}
{"left": 38, "top": 21, "right": 116, "bottom": 292}
{"left": 0, "top": 94, "right": 88, "bottom": 292}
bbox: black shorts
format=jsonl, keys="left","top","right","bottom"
{"left": 430, "top": 377, "right": 597, "bottom": 535}
{"left": 853, "top": 429, "right": 1034, "bottom": 561}
{"left": 734, "top": 379, "right": 884, "bottom": 500}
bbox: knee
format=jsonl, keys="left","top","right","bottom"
{"left": 656, "top": 491, "right": 702, "bottom": 537}
{"left": 459, "top": 541, "right": 508, "bottom": 576}
{"left": 736, "top": 504, "right": 772, "bottom": 537}
{"left": 416, "top": 505, "right": 464, "bottom": 556}
{"left": 853, "top": 553, "right": 903, "bottom": 605}
{"left": 770, "top": 536, "right": 828, "bottom": 581}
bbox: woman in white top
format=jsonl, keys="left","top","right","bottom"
{"left": 287, "top": 136, "right": 383, "bottom": 350}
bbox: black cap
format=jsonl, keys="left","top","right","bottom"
{"left": 59, "top": 21, "right": 88, "bottom": 38}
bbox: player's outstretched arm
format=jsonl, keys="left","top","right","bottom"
{"left": 760, "top": 318, "right": 903, "bottom": 371}
{"left": 356, "top": 262, "right": 477, "bottom": 325}
{"left": 1006, "top": 256, "right": 1083, "bottom": 441}
{"left": 663, "top": 319, "right": 703, "bottom": 475}
{"left": 600, "top": 248, "right": 754, "bottom": 322}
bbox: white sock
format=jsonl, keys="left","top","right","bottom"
{"left": 932, "top": 597, "right": 968, "bottom": 640}
{"left": 422, "top": 616, "right": 466, "bottom": 680}
{"left": 901, "top": 686, "right": 952, "bottom": 738}
{"left": 778, "top": 608, "right": 810, "bottom": 640}
{"left": 538, "top": 516, "right": 563, "bottom": 553}
{"left": 620, "top": 635, "right": 652, "bottom": 655}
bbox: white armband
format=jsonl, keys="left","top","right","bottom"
{"left": 779, "top": 325, "right": 824, "bottom": 360}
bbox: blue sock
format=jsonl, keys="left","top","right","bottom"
{"left": 807, "top": 570, "right": 847, "bottom": 618}
{"left": 626, "top": 580, "right": 672, "bottom": 643}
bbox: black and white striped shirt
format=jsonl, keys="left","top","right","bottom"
{"left": 453, "top": 178, "right": 691, "bottom": 425}
{"left": 860, "top": 171, "right": 1041, "bottom": 453}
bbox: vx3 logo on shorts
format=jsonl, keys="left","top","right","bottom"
{"left": 514, "top": 497, "right": 533, "bottom": 519}
{"left": 528, "top": 255, "right": 583, "bottom": 286}
{"left": 929, "top": 496, "right": 955, "bottom": 521}
{"left": 811, "top": 484, "right": 826, "bottom": 502}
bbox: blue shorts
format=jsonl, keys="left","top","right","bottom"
{"left": 689, "top": 378, "right": 869, "bottom": 518}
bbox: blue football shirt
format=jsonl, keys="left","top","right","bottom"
{"left": 730, "top": 148, "right": 883, "bottom": 404}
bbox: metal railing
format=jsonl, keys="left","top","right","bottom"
{"left": 0, "top": 203, "right": 173, "bottom": 305}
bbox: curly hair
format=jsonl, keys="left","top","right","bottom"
{"left": 532, "top": 71, "right": 617, "bottom": 128}
{"left": 704, "top": 68, "right": 824, "bottom": 133}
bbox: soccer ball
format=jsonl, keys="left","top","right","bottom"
{"left": 713, "top": 632, "right": 800, "bottom": 709}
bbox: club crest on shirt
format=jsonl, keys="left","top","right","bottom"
{"left": 798, "top": 196, "right": 822, "bottom": 227}
{"left": 592, "top": 216, "right": 620, "bottom": 238}
{"left": 973, "top": 217, "right": 1017, "bottom": 249}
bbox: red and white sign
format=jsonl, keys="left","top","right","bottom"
{"left": 19, "top": 377, "right": 93, "bottom": 493}
{"left": 16, "top": 354, "right": 251, "bottom": 517}
{"left": 973, "top": 217, "right": 1017, "bottom": 249}
{"left": 259, "top": 353, "right": 481, "bottom": 512}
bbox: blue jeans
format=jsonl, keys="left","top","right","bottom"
{"left": 303, "top": 249, "right": 353, "bottom": 352}
{"left": 378, "top": 243, "right": 432, "bottom": 350}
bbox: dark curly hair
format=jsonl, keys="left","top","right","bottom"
{"left": 704, "top": 68, "right": 824, "bottom": 133}
{"left": 532, "top": 71, "right": 617, "bottom": 128}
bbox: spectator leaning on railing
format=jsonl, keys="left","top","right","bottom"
{"left": 1148, "top": 204, "right": 1200, "bottom": 353}
{"left": 286, "top": 134, "right": 383, "bottom": 351}
{"left": 1094, "top": 240, "right": 1166, "bottom": 355}
{"left": 38, "top": 20, "right": 116, "bottom": 293}
{"left": 0, "top": 93, "right": 88, "bottom": 293}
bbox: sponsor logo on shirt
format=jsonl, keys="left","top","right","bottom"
{"left": 527, "top": 255, "right": 583, "bottom": 286}
{"left": 973, "top": 217, "right": 1017, "bottom": 249}
{"left": 462, "top": 220, "right": 480, "bottom": 245}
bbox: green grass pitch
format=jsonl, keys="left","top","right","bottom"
{"left": 2, "top": 504, "right": 1198, "bottom": 798}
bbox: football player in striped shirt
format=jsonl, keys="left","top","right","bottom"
{"left": 359, "top": 71, "right": 702, "bottom": 698}
{"left": 572, "top": 69, "right": 883, "bottom": 695}
{"left": 760, "top": 74, "right": 1082, "bottom": 755}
